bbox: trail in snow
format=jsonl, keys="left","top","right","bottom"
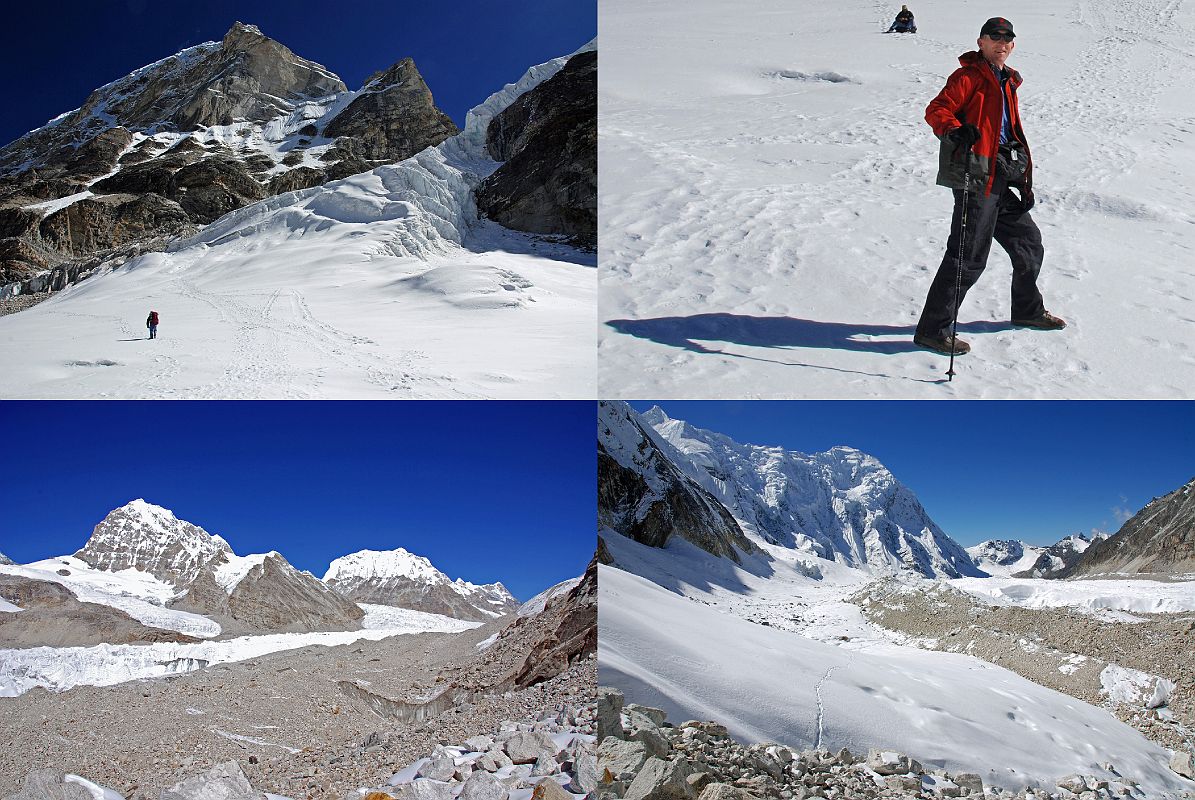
{"left": 598, "top": 0, "right": 1195, "bottom": 397}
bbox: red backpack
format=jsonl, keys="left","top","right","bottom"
{"left": 150, "top": 312, "right": 159, "bottom": 325}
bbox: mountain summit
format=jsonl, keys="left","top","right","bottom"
{"left": 323, "top": 548, "right": 518, "bottom": 622}
{"left": 600, "top": 402, "right": 980, "bottom": 579}
{"left": 0, "top": 22, "right": 458, "bottom": 286}
{"left": 74, "top": 499, "right": 233, "bottom": 585}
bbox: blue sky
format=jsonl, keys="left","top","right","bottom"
{"left": 0, "top": 401, "right": 595, "bottom": 600}
{"left": 628, "top": 400, "right": 1195, "bottom": 547}
{"left": 0, "top": 0, "right": 595, "bottom": 147}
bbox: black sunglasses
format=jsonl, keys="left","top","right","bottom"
{"left": 986, "top": 33, "right": 1015, "bottom": 42}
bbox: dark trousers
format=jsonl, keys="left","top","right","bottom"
{"left": 915, "top": 173, "right": 1046, "bottom": 339}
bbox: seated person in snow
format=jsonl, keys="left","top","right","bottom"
{"left": 888, "top": 6, "right": 916, "bottom": 33}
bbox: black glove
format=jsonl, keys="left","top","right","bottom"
{"left": 948, "top": 124, "right": 981, "bottom": 149}
{"left": 1020, "top": 190, "right": 1035, "bottom": 212}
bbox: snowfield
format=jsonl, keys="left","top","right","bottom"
{"left": 598, "top": 0, "right": 1195, "bottom": 397}
{"left": 0, "top": 47, "right": 596, "bottom": 399}
{"left": 598, "top": 531, "right": 1195, "bottom": 796}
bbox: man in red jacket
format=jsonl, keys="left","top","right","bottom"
{"left": 913, "top": 17, "right": 1066, "bottom": 357}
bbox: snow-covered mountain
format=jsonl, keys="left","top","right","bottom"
{"left": 599, "top": 401, "right": 757, "bottom": 564}
{"left": 1013, "top": 532, "right": 1107, "bottom": 578}
{"left": 606, "top": 402, "right": 980, "bottom": 578}
{"left": 72, "top": 499, "right": 361, "bottom": 632}
{"left": 1065, "top": 477, "right": 1195, "bottom": 577}
{"left": 74, "top": 499, "right": 234, "bottom": 585}
{"left": 966, "top": 539, "right": 1041, "bottom": 577}
{"left": 0, "top": 552, "right": 13, "bottom": 566}
{"left": 323, "top": 548, "right": 517, "bottom": 622}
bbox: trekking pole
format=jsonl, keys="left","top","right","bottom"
{"left": 946, "top": 151, "right": 971, "bottom": 381}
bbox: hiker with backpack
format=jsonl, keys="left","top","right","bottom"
{"left": 887, "top": 6, "right": 916, "bottom": 33}
{"left": 913, "top": 17, "right": 1066, "bottom": 357}
{"left": 146, "top": 310, "right": 159, "bottom": 339}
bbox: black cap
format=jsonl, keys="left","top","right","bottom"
{"left": 980, "top": 17, "right": 1015, "bottom": 37}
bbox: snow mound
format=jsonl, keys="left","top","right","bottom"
{"left": 358, "top": 603, "right": 482, "bottom": 632}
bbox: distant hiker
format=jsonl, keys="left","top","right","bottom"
{"left": 146, "top": 310, "right": 159, "bottom": 340}
{"left": 887, "top": 6, "right": 916, "bottom": 33}
{"left": 913, "top": 17, "right": 1066, "bottom": 356}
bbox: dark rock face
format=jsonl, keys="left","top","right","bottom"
{"left": 323, "top": 58, "right": 459, "bottom": 162}
{"left": 38, "top": 194, "right": 192, "bottom": 255}
{"left": 598, "top": 401, "right": 755, "bottom": 564}
{"left": 1063, "top": 477, "right": 1195, "bottom": 577}
{"left": 514, "top": 554, "right": 597, "bottom": 687}
{"left": 267, "top": 166, "right": 327, "bottom": 195}
{"left": 171, "top": 157, "right": 266, "bottom": 223}
{"left": 476, "top": 51, "right": 596, "bottom": 247}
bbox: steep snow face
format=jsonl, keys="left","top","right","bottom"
{"left": 641, "top": 406, "right": 981, "bottom": 578}
{"left": 517, "top": 576, "right": 583, "bottom": 618}
{"left": 74, "top": 500, "right": 232, "bottom": 586}
{"left": 323, "top": 548, "right": 518, "bottom": 621}
{"left": 0, "top": 552, "right": 13, "bottom": 566}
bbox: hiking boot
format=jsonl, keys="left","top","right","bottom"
{"left": 914, "top": 332, "right": 970, "bottom": 355}
{"left": 1012, "top": 311, "right": 1067, "bottom": 330}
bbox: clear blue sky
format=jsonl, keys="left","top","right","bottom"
{"left": 629, "top": 401, "right": 1195, "bottom": 547}
{"left": 0, "top": 0, "right": 595, "bottom": 147}
{"left": 0, "top": 401, "right": 595, "bottom": 601}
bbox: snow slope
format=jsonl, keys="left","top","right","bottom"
{"left": 0, "top": 556, "right": 221, "bottom": 638}
{"left": 598, "top": 534, "right": 1194, "bottom": 795}
{"left": 0, "top": 47, "right": 596, "bottom": 399}
{"left": 0, "top": 611, "right": 477, "bottom": 697}
{"left": 598, "top": 0, "right": 1195, "bottom": 397}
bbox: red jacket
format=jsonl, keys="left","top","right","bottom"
{"left": 926, "top": 51, "right": 1032, "bottom": 196}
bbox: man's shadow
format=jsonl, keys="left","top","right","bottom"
{"left": 606, "top": 313, "right": 1012, "bottom": 382}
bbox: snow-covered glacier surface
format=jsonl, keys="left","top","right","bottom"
{"left": 0, "top": 45, "right": 596, "bottom": 400}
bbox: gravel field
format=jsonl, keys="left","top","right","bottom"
{"left": 0, "top": 614, "right": 597, "bottom": 799}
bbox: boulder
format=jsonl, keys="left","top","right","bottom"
{"left": 624, "top": 757, "right": 693, "bottom": 800}
{"left": 459, "top": 771, "right": 507, "bottom": 800}
{"left": 159, "top": 761, "right": 262, "bottom": 800}
{"left": 1170, "top": 750, "right": 1194, "bottom": 780}
{"left": 866, "top": 749, "right": 913, "bottom": 776}
{"left": 530, "top": 779, "right": 572, "bottom": 800}
{"left": 389, "top": 780, "right": 455, "bottom": 800}
{"left": 696, "top": 785, "right": 754, "bottom": 800}
{"left": 416, "top": 754, "right": 457, "bottom": 782}
{"left": 598, "top": 736, "right": 649, "bottom": 780}
{"left": 2, "top": 770, "right": 93, "bottom": 800}
{"left": 596, "top": 685, "right": 625, "bottom": 741}
{"left": 504, "top": 730, "right": 561, "bottom": 764}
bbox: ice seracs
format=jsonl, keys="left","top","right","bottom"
{"left": 324, "top": 548, "right": 518, "bottom": 622}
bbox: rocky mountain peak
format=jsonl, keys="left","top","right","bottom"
{"left": 0, "top": 551, "right": 13, "bottom": 566}
{"left": 73, "top": 499, "right": 232, "bottom": 585}
{"left": 221, "top": 21, "right": 267, "bottom": 50}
